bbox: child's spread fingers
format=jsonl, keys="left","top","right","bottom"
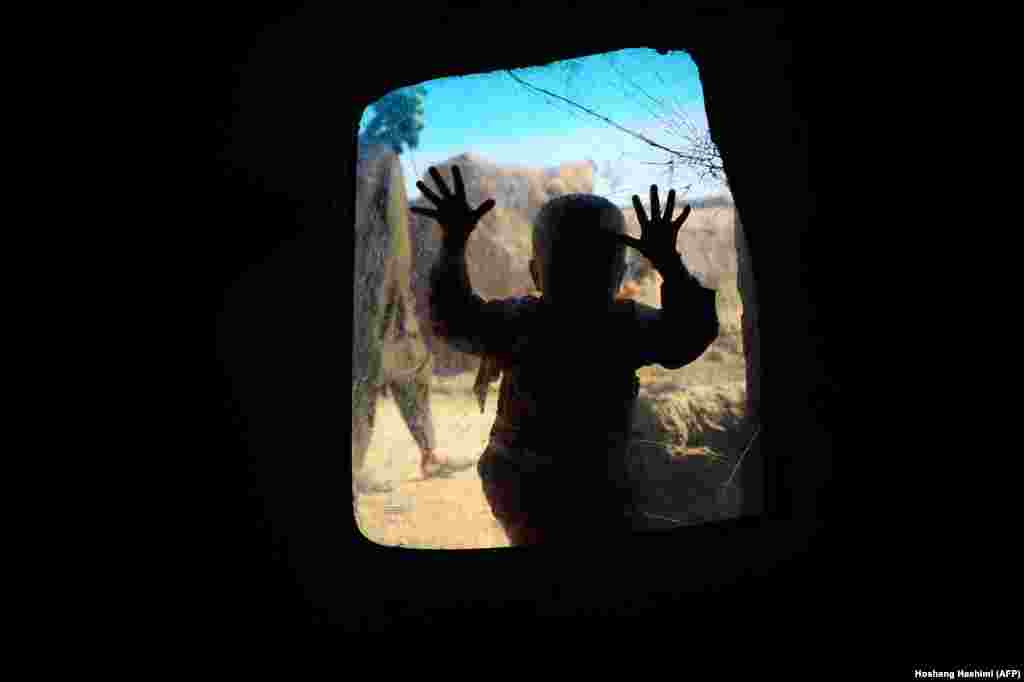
{"left": 429, "top": 167, "right": 452, "bottom": 198}
{"left": 650, "top": 185, "right": 660, "bottom": 223}
{"left": 663, "top": 189, "right": 676, "bottom": 223}
{"left": 410, "top": 206, "right": 439, "bottom": 220}
{"left": 672, "top": 204, "right": 692, "bottom": 230}
{"left": 417, "top": 181, "right": 443, "bottom": 206}
{"left": 632, "top": 195, "right": 648, "bottom": 227}
{"left": 452, "top": 165, "right": 466, "bottom": 199}
{"left": 474, "top": 198, "right": 496, "bottom": 220}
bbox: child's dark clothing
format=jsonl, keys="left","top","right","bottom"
{"left": 430, "top": 252, "right": 719, "bottom": 544}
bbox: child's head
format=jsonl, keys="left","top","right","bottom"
{"left": 529, "top": 194, "right": 628, "bottom": 307}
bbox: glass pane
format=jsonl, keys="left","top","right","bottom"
{"left": 352, "top": 48, "right": 757, "bottom": 548}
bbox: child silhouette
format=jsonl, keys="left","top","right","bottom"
{"left": 413, "top": 165, "right": 718, "bottom": 545}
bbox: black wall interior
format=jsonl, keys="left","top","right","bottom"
{"left": 216, "top": 5, "right": 845, "bottom": 628}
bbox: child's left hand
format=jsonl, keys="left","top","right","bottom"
{"left": 618, "top": 185, "right": 693, "bottom": 275}
{"left": 411, "top": 166, "right": 496, "bottom": 246}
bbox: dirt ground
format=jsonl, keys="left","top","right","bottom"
{"left": 354, "top": 388, "right": 511, "bottom": 549}
{"left": 355, "top": 371, "right": 748, "bottom": 549}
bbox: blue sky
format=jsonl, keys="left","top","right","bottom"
{"left": 359, "top": 48, "right": 729, "bottom": 208}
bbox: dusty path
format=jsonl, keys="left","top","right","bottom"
{"left": 355, "top": 389, "right": 511, "bottom": 549}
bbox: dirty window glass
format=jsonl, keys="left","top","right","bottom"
{"left": 352, "top": 48, "right": 757, "bottom": 548}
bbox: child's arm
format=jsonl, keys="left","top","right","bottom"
{"left": 429, "top": 238, "right": 497, "bottom": 355}
{"left": 413, "top": 166, "right": 523, "bottom": 357}
{"left": 617, "top": 186, "right": 720, "bottom": 369}
{"left": 633, "top": 259, "right": 719, "bottom": 369}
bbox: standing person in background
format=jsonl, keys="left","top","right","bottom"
{"left": 353, "top": 146, "right": 463, "bottom": 511}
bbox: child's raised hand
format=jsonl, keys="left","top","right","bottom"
{"left": 410, "top": 166, "right": 496, "bottom": 246}
{"left": 619, "top": 185, "right": 692, "bottom": 273}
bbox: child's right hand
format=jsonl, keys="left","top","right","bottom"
{"left": 411, "top": 166, "right": 496, "bottom": 247}
{"left": 618, "top": 185, "right": 694, "bottom": 275}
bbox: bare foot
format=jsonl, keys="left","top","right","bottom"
{"left": 422, "top": 450, "right": 459, "bottom": 479}
{"left": 421, "top": 448, "right": 445, "bottom": 467}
